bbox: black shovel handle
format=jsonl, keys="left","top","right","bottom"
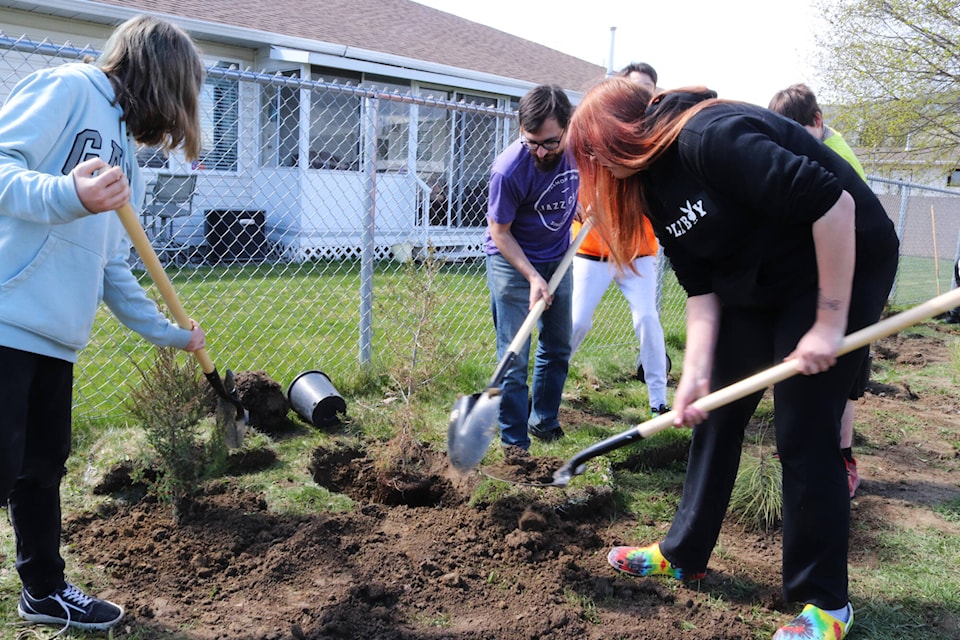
{"left": 552, "top": 285, "right": 960, "bottom": 487}
{"left": 203, "top": 368, "right": 245, "bottom": 420}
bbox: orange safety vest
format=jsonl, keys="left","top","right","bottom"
{"left": 572, "top": 217, "right": 659, "bottom": 259}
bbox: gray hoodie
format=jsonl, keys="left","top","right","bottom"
{"left": 0, "top": 62, "right": 191, "bottom": 362}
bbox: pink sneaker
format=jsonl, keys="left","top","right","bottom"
{"left": 845, "top": 457, "right": 861, "bottom": 498}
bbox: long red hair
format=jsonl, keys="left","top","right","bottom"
{"left": 568, "top": 77, "right": 718, "bottom": 266}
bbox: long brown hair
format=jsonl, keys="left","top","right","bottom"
{"left": 567, "top": 77, "right": 718, "bottom": 266}
{"left": 98, "top": 15, "right": 205, "bottom": 161}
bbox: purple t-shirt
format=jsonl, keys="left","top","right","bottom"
{"left": 483, "top": 141, "right": 579, "bottom": 262}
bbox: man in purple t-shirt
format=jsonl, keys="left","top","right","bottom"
{"left": 484, "top": 84, "right": 579, "bottom": 450}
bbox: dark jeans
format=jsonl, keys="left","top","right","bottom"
{"left": 486, "top": 253, "right": 572, "bottom": 449}
{"left": 0, "top": 346, "right": 72, "bottom": 597}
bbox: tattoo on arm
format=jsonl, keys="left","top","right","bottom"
{"left": 818, "top": 292, "right": 842, "bottom": 311}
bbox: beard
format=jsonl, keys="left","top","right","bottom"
{"left": 532, "top": 151, "right": 562, "bottom": 172}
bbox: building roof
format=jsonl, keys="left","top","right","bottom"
{"left": 6, "top": 0, "right": 607, "bottom": 93}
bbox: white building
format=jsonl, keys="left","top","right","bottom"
{"left": 0, "top": 0, "right": 607, "bottom": 261}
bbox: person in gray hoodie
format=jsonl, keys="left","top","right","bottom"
{"left": 0, "top": 15, "right": 207, "bottom": 632}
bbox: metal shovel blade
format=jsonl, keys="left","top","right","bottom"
{"left": 447, "top": 389, "right": 501, "bottom": 472}
{"left": 447, "top": 219, "right": 595, "bottom": 473}
{"left": 217, "top": 369, "right": 248, "bottom": 449}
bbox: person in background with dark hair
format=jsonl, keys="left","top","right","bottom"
{"left": 0, "top": 15, "right": 207, "bottom": 632}
{"left": 571, "top": 63, "right": 671, "bottom": 416}
{"left": 618, "top": 61, "right": 658, "bottom": 92}
{"left": 769, "top": 82, "right": 869, "bottom": 498}
{"left": 484, "top": 84, "right": 579, "bottom": 449}
{"left": 567, "top": 77, "right": 898, "bottom": 640}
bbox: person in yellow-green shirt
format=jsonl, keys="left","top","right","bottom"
{"left": 769, "top": 82, "right": 868, "bottom": 499}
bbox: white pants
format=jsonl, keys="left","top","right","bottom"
{"left": 571, "top": 254, "right": 669, "bottom": 407}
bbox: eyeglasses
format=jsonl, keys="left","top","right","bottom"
{"left": 521, "top": 129, "right": 564, "bottom": 151}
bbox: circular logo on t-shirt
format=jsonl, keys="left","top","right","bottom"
{"left": 535, "top": 169, "right": 579, "bottom": 231}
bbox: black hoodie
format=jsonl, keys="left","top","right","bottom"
{"left": 639, "top": 92, "right": 898, "bottom": 309}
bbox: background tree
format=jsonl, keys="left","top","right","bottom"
{"left": 814, "top": 0, "right": 959, "bottom": 164}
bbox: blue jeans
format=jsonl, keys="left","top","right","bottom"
{"left": 486, "top": 253, "right": 572, "bottom": 449}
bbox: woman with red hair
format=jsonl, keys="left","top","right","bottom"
{"left": 566, "top": 78, "right": 898, "bottom": 640}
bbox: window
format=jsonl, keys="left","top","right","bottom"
{"left": 260, "top": 70, "right": 300, "bottom": 168}
{"left": 949, "top": 169, "right": 960, "bottom": 188}
{"left": 416, "top": 89, "right": 453, "bottom": 226}
{"left": 136, "top": 145, "right": 168, "bottom": 169}
{"left": 451, "top": 93, "right": 499, "bottom": 227}
{"left": 198, "top": 64, "right": 239, "bottom": 171}
{"left": 309, "top": 67, "right": 363, "bottom": 171}
{"left": 364, "top": 78, "right": 412, "bottom": 173}
{"left": 419, "top": 90, "right": 501, "bottom": 228}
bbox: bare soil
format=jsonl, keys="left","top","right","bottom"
{"left": 60, "top": 325, "right": 960, "bottom": 639}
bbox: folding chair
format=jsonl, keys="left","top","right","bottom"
{"left": 143, "top": 173, "right": 198, "bottom": 264}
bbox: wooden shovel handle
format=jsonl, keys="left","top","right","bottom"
{"left": 554, "top": 285, "right": 960, "bottom": 485}
{"left": 637, "top": 284, "right": 960, "bottom": 437}
{"left": 116, "top": 203, "right": 216, "bottom": 375}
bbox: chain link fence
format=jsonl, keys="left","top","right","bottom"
{"left": 869, "top": 177, "right": 960, "bottom": 306}
{"left": 1, "top": 34, "right": 957, "bottom": 420}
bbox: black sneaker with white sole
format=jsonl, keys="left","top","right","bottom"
{"left": 18, "top": 582, "right": 123, "bottom": 631}
{"left": 650, "top": 404, "right": 671, "bottom": 418}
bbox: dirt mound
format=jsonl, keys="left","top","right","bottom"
{"left": 235, "top": 370, "right": 293, "bottom": 433}
{"left": 58, "top": 328, "right": 960, "bottom": 639}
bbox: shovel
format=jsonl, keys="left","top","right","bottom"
{"left": 116, "top": 203, "right": 248, "bottom": 448}
{"left": 448, "top": 218, "right": 594, "bottom": 471}
{"left": 547, "top": 285, "right": 960, "bottom": 487}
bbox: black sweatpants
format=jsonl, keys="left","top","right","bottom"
{"left": 0, "top": 346, "right": 73, "bottom": 597}
{"left": 660, "top": 262, "right": 895, "bottom": 609}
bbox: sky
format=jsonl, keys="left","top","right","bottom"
{"left": 413, "top": 0, "right": 824, "bottom": 107}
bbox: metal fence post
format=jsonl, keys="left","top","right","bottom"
{"left": 360, "top": 96, "right": 379, "bottom": 364}
{"left": 890, "top": 182, "right": 911, "bottom": 301}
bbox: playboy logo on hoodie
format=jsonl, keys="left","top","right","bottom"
{"left": 664, "top": 198, "right": 708, "bottom": 238}
{"left": 535, "top": 169, "right": 579, "bottom": 231}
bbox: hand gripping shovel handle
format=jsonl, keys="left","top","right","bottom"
{"left": 552, "top": 285, "right": 960, "bottom": 486}
{"left": 116, "top": 203, "right": 245, "bottom": 420}
{"left": 487, "top": 217, "right": 595, "bottom": 389}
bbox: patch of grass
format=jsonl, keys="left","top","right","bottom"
{"left": 468, "top": 476, "right": 517, "bottom": 508}
{"left": 603, "top": 427, "right": 691, "bottom": 471}
{"left": 863, "top": 409, "right": 919, "bottom": 446}
{"left": 413, "top": 611, "right": 452, "bottom": 628}
{"left": 265, "top": 482, "right": 353, "bottom": 515}
{"left": 563, "top": 588, "right": 601, "bottom": 624}
{"left": 934, "top": 497, "right": 960, "bottom": 524}
{"left": 850, "top": 527, "right": 960, "bottom": 639}
{"left": 889, "top": 255, "right": 958, "bottom": 308}
{"left": 224, "top": 426, "right": 360, "bottom": 515}
{"left": 612, "top": 466, "right": 685, "bottom": 523}
{"left": 575, "top": 390, "right": 631, "bottom": 417}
